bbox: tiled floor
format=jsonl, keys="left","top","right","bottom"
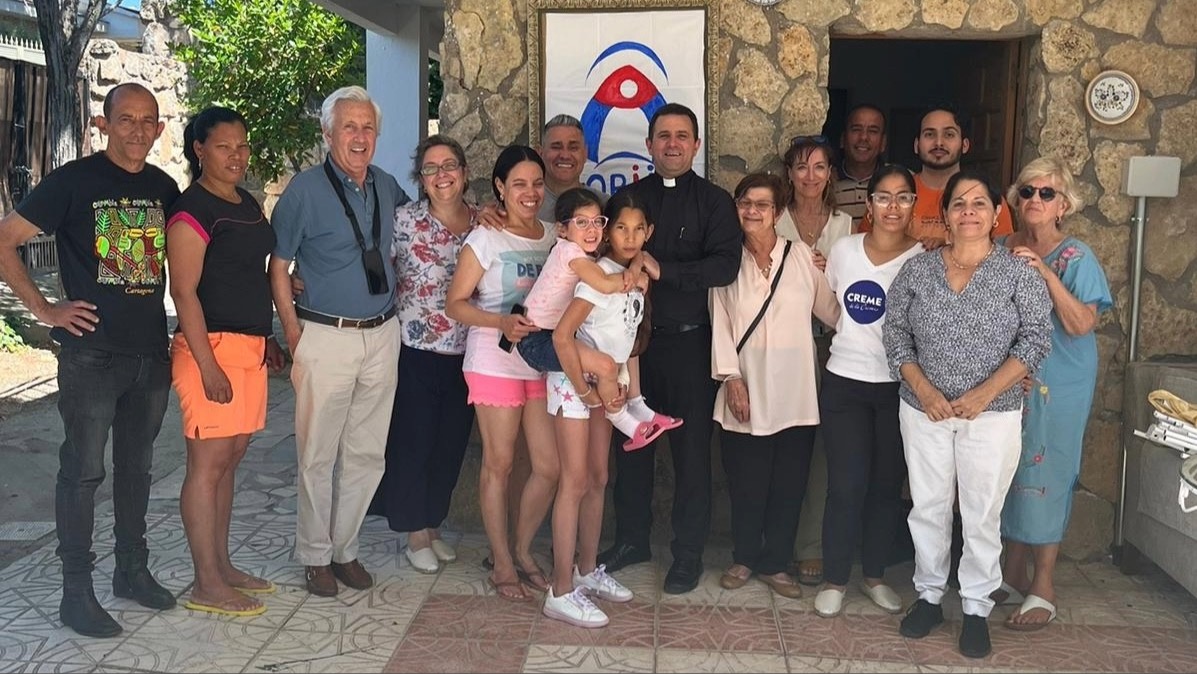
{"left": 3, "top": 386, "right": 1197, "bottom": 673}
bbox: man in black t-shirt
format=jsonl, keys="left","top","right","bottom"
{"left": 0, "top": 83, "right": 180, "bottom": 638}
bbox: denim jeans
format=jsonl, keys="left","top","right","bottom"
{"left": 54, "top": 346, "right": 171, "bottom": 583}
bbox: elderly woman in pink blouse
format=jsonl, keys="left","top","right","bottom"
{"left": 710, "top": 172, "right": 840, "bottom": 599}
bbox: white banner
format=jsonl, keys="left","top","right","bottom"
{"left": 543, "top": 9, "right": 706, "bottom": 196}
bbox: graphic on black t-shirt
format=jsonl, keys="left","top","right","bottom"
{"left": 94, "top": 197, "right": 167, "bottom": 287}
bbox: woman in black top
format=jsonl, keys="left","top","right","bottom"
{"left": 167, "top": 106, "right": 283, "bottom": 617}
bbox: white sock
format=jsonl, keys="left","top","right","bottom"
{"left": 606, "top": 406, "right": 642, "bottom": 438}
{"left": 627, "top": 396, "right": 655, "bottom": 423}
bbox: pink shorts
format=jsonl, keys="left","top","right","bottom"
{"left": 464, "top": 371, "right": 546, "bottom": 407}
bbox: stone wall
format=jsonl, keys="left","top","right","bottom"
{"left": 82, "top": 0, "right": 189, "bottom": 189}
{"left": 437, "top": 0, "right": 1197, "bottom": 560}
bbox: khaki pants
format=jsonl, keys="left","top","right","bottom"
{"left": 291, "top": 317, "right": 400, "bottom": 566}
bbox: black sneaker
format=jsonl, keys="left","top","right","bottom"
{"left": 959, "top": 614, "right": 991, "bottom": 658}
{"left": 899, "top": 599, "right": 944, "bottom": 638}
{"left": 596, "top": 542, "right": 651, "bottom": 574}
{"left": 663, "top": 558, "right": 704, "bottom": 595}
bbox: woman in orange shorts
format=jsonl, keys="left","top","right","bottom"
{"left": 167, "top": 106, "right": 284, "bottom": 617}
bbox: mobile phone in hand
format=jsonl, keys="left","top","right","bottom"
{"left": 498, "top": 303, "right": 527, "bottom": 353}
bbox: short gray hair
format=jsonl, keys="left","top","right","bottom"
{"left": 320, "top": 85, "right": 383, "bottom": 136}
{"left": 1007, "top": 156, "right": 1084, "bottom": 216}
{"left": 544, "top": 114, "right": 583, "bottom": 133}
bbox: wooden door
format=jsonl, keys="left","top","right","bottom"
{"left": 957, "top": 40, "right": 1022, "bottom": 188}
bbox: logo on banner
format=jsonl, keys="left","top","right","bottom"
{"left": 579, "top": 41, "right": 668, "bottom": 194}
{"left": 843, "top": 280, "right": 886, "bottom": 325}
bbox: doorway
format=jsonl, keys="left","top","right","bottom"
{"left": 824, "top": 37, "right": 1030, "bottom": 188}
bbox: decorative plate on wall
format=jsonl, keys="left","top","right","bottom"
{"left": 1086, "top": 70, "right": 1140, "bottom": 125}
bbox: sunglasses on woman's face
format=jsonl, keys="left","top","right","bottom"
{"left": 1017, "top": 185, "right": 1057, "bottom": 202}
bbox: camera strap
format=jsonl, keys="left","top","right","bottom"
{"left": 322, "top": 157, "right": 381, "bottom": 254}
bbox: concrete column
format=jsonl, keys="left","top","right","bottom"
{"left": 366, "top": 5, "right": 428, "bottom": 199}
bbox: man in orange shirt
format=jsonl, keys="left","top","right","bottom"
{"left": 861, "top": 106, "right": 1013, "bottom": 246}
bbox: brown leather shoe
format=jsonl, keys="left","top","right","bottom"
{"left": 305, "top": 565, "right": 338, "bottom": 597}
{"left": 330, "top": 559, "right": 373, "bottom": 590}
{"left": 759, "top": 572, "right": 804, "bottom": 599}
{"left": 719, "top": 564, "right": 752, "bottom": 590}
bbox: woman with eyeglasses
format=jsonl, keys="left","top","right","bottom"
{"left": 711, "top": 173, "right": 839, "bottom": 599}
{"left": 777, "top": 135, "right": 854, "bottom": 586}
{"left": 814, "top": 164, "right": 922, "bottom": 619}
{"left": 993, "top": 157, "right": 1112, "bottom": 632}
{"left": 363, "top": 134, "right": 479, "bottom": 575}
{"left": 883, "top": 169, "right": 1052, "bottom": 658}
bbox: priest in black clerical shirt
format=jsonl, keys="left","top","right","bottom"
{"left": 597, "top": 103, "right": 743, "bottom": 595}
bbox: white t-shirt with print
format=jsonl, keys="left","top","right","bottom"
{"left": 573, "top": 257, "right": 644, "bottom": 364}
{"left": 462, "top": 221, "right": 556, "bottom": 380}
{"left": 825, "top": 233, "right": 921, "bottom": 383}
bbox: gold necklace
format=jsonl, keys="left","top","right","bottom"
{"left": 947, "top": 244, "right": 994, "bottom": 270}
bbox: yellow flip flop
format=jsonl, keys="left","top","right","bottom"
{"left": 184, "top": 596, "right": 267, "bottom": 617}
{"left": 232, "top": 579, "right": 276, "bottom": 595}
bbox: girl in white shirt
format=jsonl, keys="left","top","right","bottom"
{"left": 814, "top": 164, "right": 922, "bottom": 619}
{"left": 541, "top": 191, "right": 660, "bottom": 628}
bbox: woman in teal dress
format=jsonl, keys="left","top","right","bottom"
{"left": 995, "top": 156, "right": 1112, "bottom": 631}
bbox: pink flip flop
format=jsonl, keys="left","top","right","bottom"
{"left": 651, "top": 413, "right": 684, "bottom": 432}
{"left": 623, "top": 420, "right": 666, "bottom": 452}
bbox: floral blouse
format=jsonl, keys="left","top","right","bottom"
{"left": 392, "top": 199, "right": 477, "bottom": 354}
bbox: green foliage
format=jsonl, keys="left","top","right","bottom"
{"left": 0, "top": 315, "right": 28, "bottom": 354}
{"left": 170, "top": 0, "right": 366, "bottom": 181}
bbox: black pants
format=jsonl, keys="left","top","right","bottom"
{"left": 819, "top": 369, "right": 907, "bottom": 585}
{"left": 611, "top": 326, "right": 718, "bottom": 560}
{"left": 55, "top": 346, "right": 171, "bottom": 583}
{"left": 721, "top": 426, "right": 815, "bottom": 575}
{"left": 369, "top": 345, "right": 474, "bottom": 533}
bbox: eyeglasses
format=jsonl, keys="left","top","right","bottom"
{"left": 1017, "top": 185, "right": 1057, "bottom": 202}
{"left": 418, "top": 160, "right": 462, "bottom": 176}
{"left": 870, "top": 192, "right": 917, "bottom": 208}
{"left": 562, "top": 215, "right": 608, "bottom": 230}
{"left": 735, "top": 198, "right": 775, "bottom": 213}
{"left": 789, "top": 134, "right": 828, "bottom": 146}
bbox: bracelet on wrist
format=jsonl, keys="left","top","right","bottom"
{"left": 578, "top": 385, "right": 593, "bottom": 398}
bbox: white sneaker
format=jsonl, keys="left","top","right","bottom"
{"left": 814, "top": 587, "right": 845, "bottom": 618}
{"left": 573, "top": 564, "right": 633, "bottom": 603}
{"left": 542, "top": 586, "right": 609, "bottom": 628}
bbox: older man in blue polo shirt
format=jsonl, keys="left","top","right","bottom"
{"left": 269, "top": 85, "right": 410, "bottom": 597}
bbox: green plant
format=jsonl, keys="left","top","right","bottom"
{"left": 170, "top": 0, "right": 367, "bottom": 182}
{"left": 0, "top": 315, "right": 28, "bottom": 353}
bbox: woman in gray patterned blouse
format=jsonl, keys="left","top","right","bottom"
{"left": 882, "top": 169, "right": 1052, "bottom": 660}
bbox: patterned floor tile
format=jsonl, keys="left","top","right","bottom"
{"left": 787, "top": 655, "right": 925, "bottom": 672}
{"left": 778, "top": 610, "right": 914, "bottom": 664}
{"left": 532, "top": 598, "right": 656, "bottom": 649}
{"left": 103, "top": 616, "right": 276, "bottom": 672}
{"left": 383, "top": 637, "right": 526, "bottom": 673}
{"left": 655, "top": 649, "right": 787, "bottom": 673}
{"left": 246, "top": 629, "right": 393, "bottom": 673}
{"left": 657, "top": 568, "right": 775, "bottom": 608}
{"left": 520, "top": 645, "right": 654, "bottom": 673}
{"left": 0, "top": 617, "right": 124, "bottom": 668}
{"left": 282, "top": 577, "right": 427, "bottom": 640}
{"left": 404, "top": 594, "right": 539, "bottom": 642}
{"left": 0, "top": 662, "right": 29, "bottom": 674}
{"left": 603, "top": 562, "right": 659, "bottom": 605}
{"left": 656, "top": 605, "right": 782, "bottom": 652}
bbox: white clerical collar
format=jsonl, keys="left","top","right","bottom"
{"left": 662, "top": 177, "right": 677, "bottom": 188}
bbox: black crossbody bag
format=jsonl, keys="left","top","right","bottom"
{"left": 736, "top": 240, "right": 792, "bottom": 354}
{"left": 322, "top": 158, "right": 389, "bottom": 295}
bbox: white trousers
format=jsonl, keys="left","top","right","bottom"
{"left": 899, "top": 400, "right": 1021, "bottom": 618}
{"left": 291, "top": 317, "right": 400, "bottom": 566}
